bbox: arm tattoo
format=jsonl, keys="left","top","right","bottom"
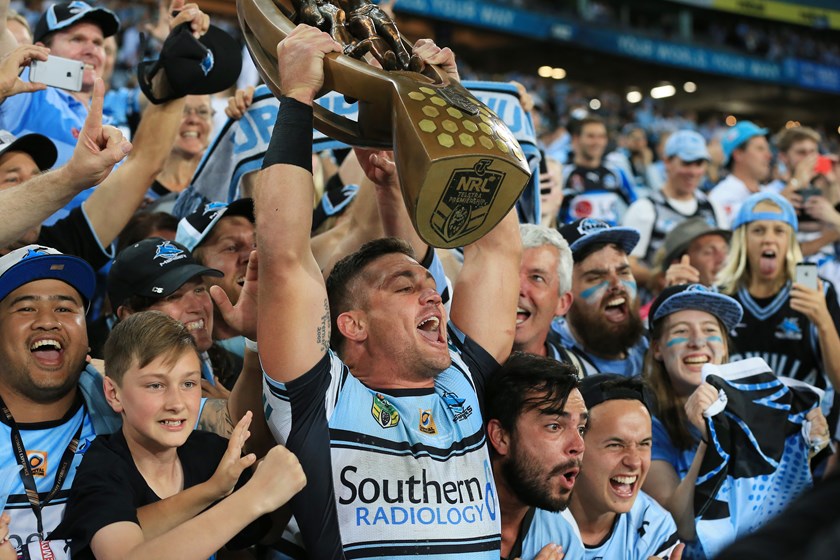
{"left": 196, "top": 398, "right": 235, "bottom": 437}
{"left": 316, "top": 297, "right": 330, "bottom": 353}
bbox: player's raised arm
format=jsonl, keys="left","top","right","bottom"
{"left": 256, "top": 25, "right": 342, "bottom": 381}
{"left": 449, "top": 207, "right": 521, "bottom": 363}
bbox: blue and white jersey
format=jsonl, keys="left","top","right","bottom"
{"left": 263, "top": 329, "right": 501, "bottom": 559}
{"left": 559, "top": 163, "right": 637, "bottom": 226}
{"left": 577, "top": 492, "right": 679, "bottom": 560}
{"left": 551, "top": 319, "right": 648, "bottom": 377}
{"left": 0, "top": 399, "right": 96, "bottom": 557}
{"left": 520, "top": 508, "right": 585, "bottom": 560}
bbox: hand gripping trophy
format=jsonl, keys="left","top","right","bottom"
{"left": 239, "top": 0, "right": 531, "bottom": 247}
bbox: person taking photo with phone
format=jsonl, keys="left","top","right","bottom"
{"left": 716, "top": 191, "right": 840, "bottom": 449}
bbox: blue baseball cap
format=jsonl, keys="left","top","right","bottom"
{"left": 558, "top": 218, "right": 640, "bottom": 262}
{"left": 731, "top": 191, "right": 798, "bottom": 232}
{"left": 721, "top": 121, "right": 769, "bottom": 166}
{"left": 176, "top": 199, "right": 254, "bottom": 252}
{"left": 665, "top": 130, "right": 710, "bottom": 162}
{"left": 649, "top": 284, "right": 743, "bottom": 332}
{"left": 0, "top": 245, "right": 96, "bottom": 307}
{"left": 33, "top": 1, "right": 120, "bottom": 43}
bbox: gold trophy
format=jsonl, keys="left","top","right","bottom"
{"left": 238, "top": 0, "right": 531, "bottom": 248}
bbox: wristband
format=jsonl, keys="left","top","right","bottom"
{"left": 244, "top": 338, "right": 258, "bottom": 353}
{"left": 262, "top": 96, "right": 314, "bottom": 172}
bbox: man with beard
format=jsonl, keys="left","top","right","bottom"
{"left": 569, "top": 374, "right": 681, "bottom": 559}
{"left": 553, "top": 218, "right": 647, "bottom": 377}
{"left": 486, "top": 352, "right": 587, "bottom": 560}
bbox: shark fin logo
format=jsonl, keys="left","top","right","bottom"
{"left": 153, "top": 241, "right": 187, "bottom": 267}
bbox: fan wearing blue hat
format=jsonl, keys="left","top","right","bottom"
{"left": 716, "top": 191, "right": 840, "bottom": 399}
{"left": 623, "top": 130, "right": 725, "bottom": 286}
{"left": 708, "top": 121, "right": 772, "bottom": 227}
{"left": 642, "top": 283, "right": 828, "bottom": 557}
{"left": 553, "top": 218, "right": 648, "bottom": 377}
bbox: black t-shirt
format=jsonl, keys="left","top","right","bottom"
{"left": 38, "top": 205, "right": 112, "bottom": 270}
{"left": 52, "top": 429, "right": 268, "bottom": 559}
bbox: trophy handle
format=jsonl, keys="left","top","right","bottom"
{"left": 238, "top": 0, "right": 452, "bottom": 148}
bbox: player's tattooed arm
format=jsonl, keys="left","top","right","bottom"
{"left": 316, "top": 298, "right": 330, "bottom": 354}
{"left": 197, "top": 398, "right": 235, "bottom": 437}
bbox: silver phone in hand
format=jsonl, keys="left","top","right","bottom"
{"left": 795, "top": 262, "right": 819, "bottom": 290}
{"left": 29, "top": 55, "right": 85, "bottom": 92}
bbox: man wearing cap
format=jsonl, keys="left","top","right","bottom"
{"left": 560, "top": 116, "right": 637, "bottom": 227}
{"left": 553, "top": 219, "right": 647, "bottom": 377}
{"left": 709, "top": 121, "right": 772, "bottom": 227}
{"left": 176, "top": 199, "right": 255, "bottom": 354}
{"left": 569, "top": 374, "right": 680, "bottom": 559}
{"left": 108, "top": 238, "right": 245, "bottom": 394}
{"left": 0, "top": 0, "right": 213, "bottom": 233}
{"left": 0, "top": 244, "right": 263, "bottom": 557}
{"left": 660, "top": 218, "right": 730, "bottom": 288}
{"left": 623, "top": 130, "right": 725, "bottom": 285}
{"left": 485, "top": 352, "right": 587, "bottom": 560}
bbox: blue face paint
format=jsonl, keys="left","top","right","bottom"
{"left": 666, "top": 337, "right": 689, "bottom": 348}
{"left": 620, "top": 279, "right": 637, "bottom": 300}
{"left": 706, "top": 335, "right": 723, "bottom": 344}
{"left": 580, "top": 281, "right": 609, "bottom": 303}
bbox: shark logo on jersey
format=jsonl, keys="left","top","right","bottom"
{"left": 418, "top": 409, "right": 437, "bottom": 434}
{"left": 153, "top": 241, "right": 187, "bottom": 267}
{"left": 27, "top": 451, "right": 47, "bottom": 477}
{"left": 775, "top": 317, "right": 803, "bottom": 340}
{"left": 371, "top": 393, "right": 400, "bottom": 428}
{"left": 442, "top": 391, "right": 473, "bottom": 422}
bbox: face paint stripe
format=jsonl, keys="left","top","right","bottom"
{"left": 580, "top": 281, "right": 609, "bottom": 303}
{"left": 666, "top": 337, "right": 689, "bottom": 347}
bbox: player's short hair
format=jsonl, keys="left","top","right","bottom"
{"left": 104, "top": 311, "right": 199, "bottom": 386}
{"left": 520, "top": 224, "right": 573, "bottom": 296}
{"left": 326, "top": 237, "right": 417, "bottom": 352}
{"left": 775, "top": 126, "right": 821, "bottom": 154}
{"left": 571, "top": 115, "right": 606, "bottom": 137}
{"left": 485, "top": 352, "right": 580, "bottom": 451}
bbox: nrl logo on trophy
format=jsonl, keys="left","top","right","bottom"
{"left": 237, "top": 0, "right": 531, "bottom": 248}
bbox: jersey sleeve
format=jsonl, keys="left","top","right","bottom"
{"left": 622, "top": 198, "right": 656, "bottom": 258}
{"left": 261, "top": 352, "right": 345, "bottom": 559}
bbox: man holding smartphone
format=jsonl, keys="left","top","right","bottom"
{"left": 0, "top": 0, "right": 120, "bottom": 167}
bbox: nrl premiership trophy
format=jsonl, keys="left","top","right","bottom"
{"left": 238, "top": 0, "right": 531, "bottom": 248}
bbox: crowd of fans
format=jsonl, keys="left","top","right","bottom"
{"left": 0, "top": 1, "right": 839, "bottom": 560}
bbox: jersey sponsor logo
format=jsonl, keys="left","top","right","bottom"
{"left": 153, "top": 240, "right": 187, "bottom": 267}
{"left": 775, "top": 317, "right": 803, "bottom": 340}
{"left": 570, "top": 193, "right": 621, "bottom": 224}
{"left": 418, "top": 409, "right": 437, "bottom": 435}
{"left": 371, "top": 393, "right": 400, "bottom": 429}
{"left": 27, "top": 451, "right": 47, "bottom": 477}
{"left": 338, "top": 460, "right": 497, "bottom": 528}
{"left": 442, "top": 391, "right": 473, "bottom": 422}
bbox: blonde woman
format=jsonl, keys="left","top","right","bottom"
{"left": 717, "top": 191, "right": 840, "bottom": 398}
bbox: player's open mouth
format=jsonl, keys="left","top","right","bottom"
{"left": 558, "top": 467, "right": 579, "bottom": 491}
{"left": 30, "top": 338, "right": 63, "bottom": 365}
{"left": 609, "top": 474, "right": 638, "bottom": 498}
{"left": 603, "top": 296, "right": 628, "bottom": 323}
{"left": 185, "top": 319, "right": 205, "bottom": 331}
{"left": 417, "top": 315, "right": 443, "bottom": 343}
{"left": 516, "top": 307, "right": 531, "bottom": 325}
{"left": 684, "top": 354, "right": 711, "bottom": 367}
{"left": 759, "top": 250, "right": 779, "bottom": 276}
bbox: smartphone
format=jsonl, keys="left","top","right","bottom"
{"left": 30, "top": 55, "right": 84, "bottom": 92}
{"left": 815, "top": 155, "right": 833, "bottom": 176}
{"left": 798, "top": 185, "right": 822, "bottom": 203}
{"left": 795, "top": 262, "right": 819, "bottom": 290}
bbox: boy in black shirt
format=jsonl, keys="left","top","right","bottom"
{"left": 54, "top": 311, "right": 304, "bottom": 559}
